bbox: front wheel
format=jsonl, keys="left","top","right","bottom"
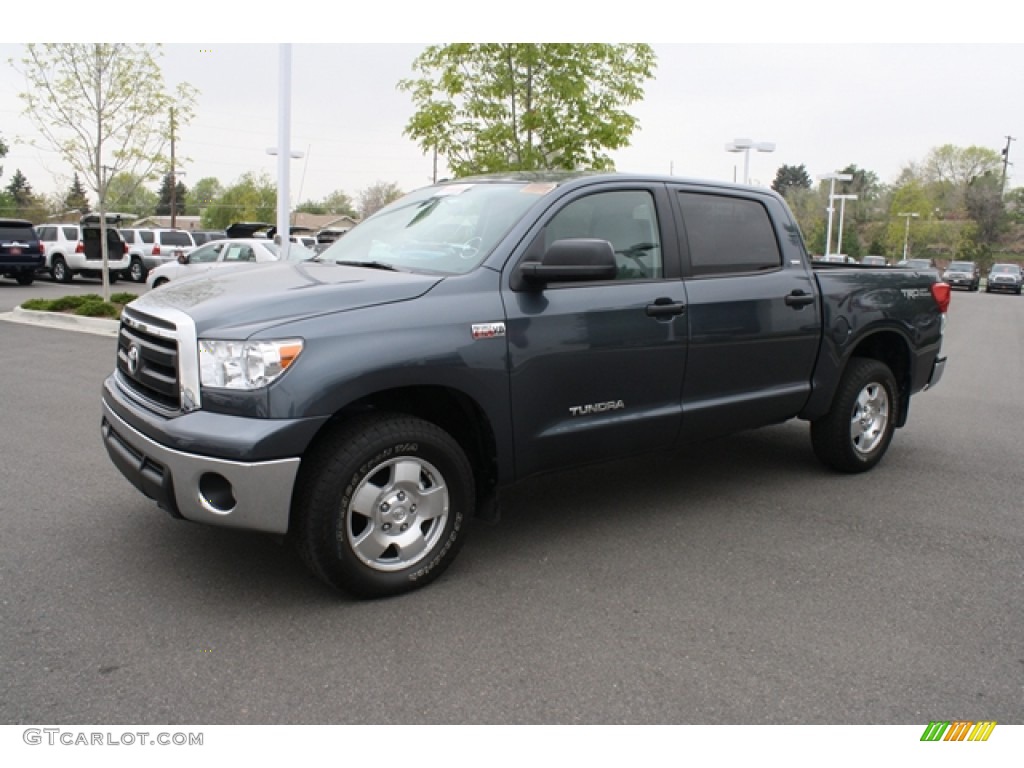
{"left": 811, "top": 358, "right": 898, "bottom": 473}
{"left": 292, "top": 413, "right": 475, "bottom": 598}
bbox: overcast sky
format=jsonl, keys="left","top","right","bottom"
{"left": 1, "top": 11, "right": 1021, "bottom": 207}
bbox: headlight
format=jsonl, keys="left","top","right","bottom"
{"left": 199, "top": 339, "right": 303, "bottom": 390}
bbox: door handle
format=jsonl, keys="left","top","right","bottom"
{"left": 646, "top": 298, "right": 686, "bottom": 318}
{"left": 784, "top": 290, "right": 815, "bottom": 308}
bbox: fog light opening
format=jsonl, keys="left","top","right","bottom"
{"left": 198, "top": 473, "right": 236, "bottom": 514}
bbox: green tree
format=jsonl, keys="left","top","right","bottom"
{"left": 200, "top": 172, "right": 276, "bottom": 229}
{"left": 771, "top": 164, "right": 812, "bottom": 198}
{"left": 105, "top": 173, "right": 159, "bottom": 217}
{"left": 64, "top": 172, "right": 90, "bottom": 214}
{"left": 357, "top": 181, "right": 403, "bottom": 219}
{"left": 922, "top": 144, "right": 1002, "bottom": 212}
{"left": 187, "top": 177, "right": 224, "bottom": 215}
{"left": 965, "top": 171, "right": 1006, "bottom": 249}
{"left": 296, "top": 189, "right": 357, "bottom": 218}
{"left": 5, "top": 168, "right": 34, "bottom": 206}
{"left": 0, "top": 132, "right": 7, "bottom": 177}
{"left": 155, "top": 172, "right": 189, "bottom": 217}
{"left": 399, "top": 43, "right": 656, "bottom": 176}
{"left": 3, "top": 168, "right": 47, "bottom": 221}
{"left": 14, "top": 43, "right": 198, "bottom": 300}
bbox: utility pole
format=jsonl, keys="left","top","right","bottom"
{"left": 169, "top": 107, "right": 177, "bottom": 228}
{"left": 1000, "top": 135, "right": 1015, "bottom": 196}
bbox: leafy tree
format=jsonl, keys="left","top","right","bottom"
{"left": 0, "top": 132, "right": 7, "bottom": 177}
{"left": 155, "top": 172, "right": 189, "bottom": 217}
{"left": 105, "top": 173, "right": 159, "bottom": 217}
{"left": 357, "top": 181, "right": 403, "bottom": 219}
{"left": 14, "top": 43, "right": 198, "bottom": 300}
{"left": 200, "top": 172, "right": 276, "bottom": 229}
{"left": 771, "top": 164, "right": 811, "bottom": 197}
{"left": 64, "top": 172, "right": 90, "bottom": 214}
{"left": 399, "top": 43, "right": 656, "bottom": 176}
{"left": 964, "top": 171, "right": 1006, "bottom": 248}
{"left": 922, "top": 144, "right": 1002, "bottom": 212}
{"left": 6, "top": 169, "right": 34, "bottom": 206}
{"left": 187, "top": 177, "right": 224, "bottom": 215}
{"left": 296, "top": 189, "right": 357, "bottom": 218}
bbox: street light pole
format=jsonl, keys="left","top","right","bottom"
{"left": 833, "top": 194, "right": 858, "bottom": 258}
{"left": 725, "top": 138, "right": 775, "bottom": 185}
{"left": 817, "top": 172, "right": 853, "bottom": 257}
{"left": 898, "top": 212, "right": 920, "bottom": 261}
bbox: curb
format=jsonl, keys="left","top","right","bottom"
{"left": 1, "top": 306, "right": 120, "bottom": 337}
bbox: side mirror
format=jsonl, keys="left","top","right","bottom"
{"left": 519, "top": 238, "right": 617, "bottom": 287}
{"left": 177, "top": 253, "right": 190, "bottom": 265}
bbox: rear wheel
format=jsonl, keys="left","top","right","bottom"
{"left": 811, "top": 358, "right": 898, "bottom": 473}
{"left": 51, "top": 256, "right": 73, "bottom": 283}
{"left": 129, "top": 257, "right": 147, "bottom": 283}
{"left": 292, "top": 412, "right": 474, "bottom": 598}
{"left": 15, "top": 272, "right": 34, "bottom": 286}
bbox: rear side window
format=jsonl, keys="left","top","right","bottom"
{"left": 123, "top": 230, "right": 135, "bottom": 243}
{"left": 677, "top": 192, "right": 781, "bottom": 276}
{"left": 160, "top": 231, "right": 193, "bottom": 247}
{"left": 140, "top": 231, "right": 154, "bottom": 244}
{"left": 37, "top": 226, "right": 55, "bottom": 240}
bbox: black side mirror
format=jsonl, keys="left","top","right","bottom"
{"left": 519, "top": 238, "right": 617, "bottom": 287}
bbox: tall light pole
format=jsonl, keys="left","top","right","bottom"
{"left": 898, "top": 212, "right": 920, "bottom": 261}
{"left": 817, "top": 172, "right": 852, "bottom": 257}
{"left": 833, "top": 194, "right": 858, "bottom": 258}
{"left": 726, "top": 138, "right": 775, "bottom": 185}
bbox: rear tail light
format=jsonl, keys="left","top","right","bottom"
{"left": 124, "top": 242, "right": 129, "bottom": 254}
{"left": 931, "top": 282, "right": 951, "bottom": 313}
{"left": 153, "top": 243, "right": 161, "bottom": 256}
{"left": 75, "top": 241, "right": 84, "bottom": 253}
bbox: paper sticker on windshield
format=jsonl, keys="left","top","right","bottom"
{"left": 472, "top": 322, "right": 506, "bottom": 340}
{"left": 521, "top": 183, "right": 557, "bottom": 195}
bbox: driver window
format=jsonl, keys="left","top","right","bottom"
{"left": 544, "top": 190, "right": 662, "bottom": 280}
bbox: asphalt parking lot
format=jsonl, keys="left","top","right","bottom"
{"left": 0, "top": 278, "right": 1021, "bottom": 726}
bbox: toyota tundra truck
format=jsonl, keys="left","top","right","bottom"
{"left": 101, "top": 172, "right": 949, "bottom": 598}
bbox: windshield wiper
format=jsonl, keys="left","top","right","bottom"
{"left": 333, "top": 260, "right": 402, "bottom": 272}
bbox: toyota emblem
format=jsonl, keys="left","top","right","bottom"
{"left": 127, "top": 344, "right": 140, "bottom": 375}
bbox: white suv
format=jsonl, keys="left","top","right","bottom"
{"left": 36, "top": 220, "right": 130, "bottom": 283}
{"left": 121, "top": 228, "right": 197, "bottom": 283}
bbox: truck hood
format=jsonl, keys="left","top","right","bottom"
{"left": 129, "top": 260, "right": 445, "bottom": 334}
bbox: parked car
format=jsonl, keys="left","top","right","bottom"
{"left": 103, "top": 171, "right": 949, "bottom": 598}
{"left": 145, "top": 238, "right": 315, "bottom": 289}
{"left": 0, "top": 218, "right": 45, "bottom": 285}
{"left": 985, "top": 263, "right": 1023, "bottom": 294}
{"left": 860, "top": 255, "right": 888, "bottom": 267}
{"left": 37, "top": 218, "right": 129, "bottom": 283}
{"left": 190, "top": 230, "right": 227, "bottom": 246}
{"left": 942, "top": 260, "right": 981, "bottom": 291}
{"left": 120, "top": 228, "right": 197, "bottom": 282}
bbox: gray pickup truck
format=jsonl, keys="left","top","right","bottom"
{"left": 101, "top": 172, "right": 949, "bottom": 597}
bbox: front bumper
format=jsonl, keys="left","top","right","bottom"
{"left": 987, "top": 281, "right": 1020, "bottom": 293}
{"left": 101, "top": 398, "right": 301, "bottom": 534}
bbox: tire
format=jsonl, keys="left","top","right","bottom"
{"left": 292, "top": 412, "right": 474, "bottom": 598}
{"left": 151, "top": 277, "right": 169, "bottom": 288}
{"left": 129, "top": 257, "right": 147, "bottom": 283}
{"left": 109, "top": 272, "right": 119, "bottom": 284}
{"left": 811, "top": 358, "right": 898, "bottom": 473}
{"left": 15, "top": 272, "right": 34, "bottom": 286}
{"left": 51, "top": 256, "right": 73, "bottom": 283}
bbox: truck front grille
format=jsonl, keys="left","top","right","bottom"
{"left": 116, "top": 309, "right": 181, "bottom": 412}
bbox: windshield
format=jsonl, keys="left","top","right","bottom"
{"left": 317, "top": 182, "right": 549, "bottom": 274}
{"left": 948, "top": 262, "right": 974, "bottom": 271}
{"left": 906, "top": 259, "right": 932, "bottom": 269}
{"left": 991, "top": 264, "right": 1020, "bottom": 274}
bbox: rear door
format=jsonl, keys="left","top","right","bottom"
{"left": 502, "top": 182, "right": 689, "bottom": 478}
{"left": 671, "top": 186, "right": 821, "bottom": 441}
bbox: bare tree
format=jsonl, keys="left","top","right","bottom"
{"left": 13, "top": 44, "right": 197, "bottom": 300}
{"left": 357, "top": 181, "right": 404, "bottom": 219}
